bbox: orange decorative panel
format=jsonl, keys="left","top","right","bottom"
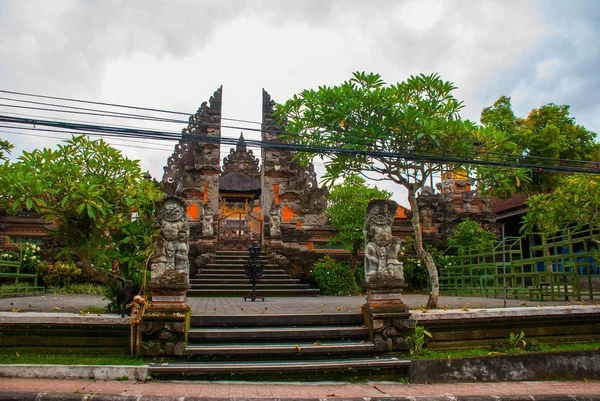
{"left": 395, "top": 207, "right": 406, "bottom": 218}
{"left": 203, "top": 182, "right": 209, "bottom": 204}
{"left": 273, "top": 184, "right": 279, "bottom": 205}
{"left": 296, "top": 220, "right": 302, "bottom": 228}
{"left": 282, "top": 205, "right": 295, "bottom": 222}
{"left": 187, "top": 203, "right": 200, "bottom": 220}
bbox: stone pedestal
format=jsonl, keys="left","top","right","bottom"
{"left": 138, "top": 274, "right": 190, "bottom": 357}
{"left": 363, "top": 278, "right": 414, "bottom": 352}
{"left": 138, "top": 304, "right": 190, "bottom": 356}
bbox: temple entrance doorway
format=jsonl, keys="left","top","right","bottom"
{"left": 217, "top": 194, "right": 262, "bottom": 251}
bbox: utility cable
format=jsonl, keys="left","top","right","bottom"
{"left": 2, "top": 114, "right": 599, "bottom": 175}
{"left": 1, "top": 92, "right": 597, "bottom": 168}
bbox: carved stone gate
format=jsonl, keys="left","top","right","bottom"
{"left": 217, "top": 197, "right": 262, "bottom": 251}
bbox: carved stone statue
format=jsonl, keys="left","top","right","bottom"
{"left": 202, "top": 204, "right": 214, "bottom": 237}
{"left": 364, "top": 200, "right": 404, "bottom": 282}
{"left": 269, "top": 203, "right": 282, "bottom": 238}
{"left": 151, "top": 196, "right": 189, "bottom": 281}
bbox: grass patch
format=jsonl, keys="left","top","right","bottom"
{"left": 48, "top": 283, "right": 104, "bottom": 295}
{"left": 412, "top": 341, "right": 600, "bottom": 360}
{"left": 0, "top": 353, "right": 146, "bottom": 365}
{"left": 80, "top": 305, "right": 107, "bottom": 314}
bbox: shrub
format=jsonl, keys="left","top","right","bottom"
{"left": 507, "top": 331, "right": 526, "bottom": 350}
{"left": 447, "top": 218, "right": 497, "bottom": 255}
{"left": 403, "top": 257, "right": 429, "bottom": 292}
{"left": 312, "top": 256, "right": 359, "bottom": 296}
{"left": 354, "top": 264, "right": 366, "bottom": 292}
{"left": 1, "top": 242, "right": 41, "bottom": 273}
{"left": 407, "top": 324, "right": 432, "bottom": 355}
{"left": 35, "top": 261, "right": 82, "bottom": 288}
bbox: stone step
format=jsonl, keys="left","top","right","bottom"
{"left": 189, "top": 283, "right": 311, "bottom": 289}
{"left": 212, "top": 257, "right": 269, "bottom": 262}
{"left": 198, "top": 268, "right": 287, "bottom": 275}
{"left": 187, "top": 288, "right": 320, "bottom": 297}
{"left": 184, "top": 340, "right": 373, "bottom": 356}
{"left": 190, "top": 313, "right": 364, "bottom": 326}
{"left": 214, "top": 253, "right": 267, "bottom": 259}
{"left": 195, "top": 273, "right": 291, "bottom": 279}
{"left": 204, "top": 263, "right": 280, "bottom": 268}
{"left": 188, "top": 325, "right": 368, "bottom": 341}
{"left": 148, "top": 357, "right": 410, "bottom": 380}
{"left": 190, "top": 278, "right": 300, "bottom": 285}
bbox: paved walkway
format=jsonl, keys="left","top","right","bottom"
{"left": 1, "top": 294, "right": 598, "bottom": 400}
{"left": 0, "top": 293, "right": 589, "bottom": 315}
{"left": 1, "top": 378, "right": 600, "bottom": 399}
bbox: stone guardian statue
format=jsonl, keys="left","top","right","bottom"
{"left": 364, "top": 199, "right": 404, "bottom": 283}
{"left": 151, "top": 196, "right": 189, "bottom": 284}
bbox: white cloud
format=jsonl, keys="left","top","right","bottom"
{"left": 1, "top": 0, "right": 598, "bottom": 207}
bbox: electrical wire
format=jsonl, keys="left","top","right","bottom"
{"left": 0, "top": 90, "right": 598, "bottom": 168}
{"left": 0, "top": 88, "right": 257, "bottom": 125}
{"left": 1, "top": 114, "right": 599, "bottom": 175}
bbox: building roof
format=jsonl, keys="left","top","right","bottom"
{"left": 219, "top": 172, "right": 261, "bottom": 193}
{"left": 488, "top": 193, "right": 529, "bottom": 218}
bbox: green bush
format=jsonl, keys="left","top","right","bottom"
{"left": 447, "top": 218, "right": 497, "bottom": 255}
{"left": 1, "top": 242, "right": 41, "bottom": 273}
{"left": 354, "top": 264, "right": 365, "bottom": 292}
{"left": 312, "top": 256, "right": 359, "bottom": 296}
{"left": 403, "top": 257, "right": 429, "bottom": 292}
{"left": 35, "top": 261, "right": 82, "bottom": 288}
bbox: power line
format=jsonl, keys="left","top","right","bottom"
{"left": 0, "top": 127, "right": 174, "bottom": 152}
{"left": 1, "top": 90, "right": 598, "bottom": 168}
{"left": 0, "top": 88, "right": 260, "bottom": 125}
{"left": 2, "top": 114, "right": 599, "bottom": 175}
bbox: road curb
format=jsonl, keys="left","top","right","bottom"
{"left": 0, "top": 364, "right": 148, "bottom": 381}
{"left": 1, "top": 392, "right": 600, "bottom": 401}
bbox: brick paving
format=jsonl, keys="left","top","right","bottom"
{"left": 1, "top": 378, "right": 600, "bottom": 399}
{"left": 0, "top": 293, "right": 589, "bottom": 315}
{"left": 1, "top": 295, "right": 598, "bottom": 399}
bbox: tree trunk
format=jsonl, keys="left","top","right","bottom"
{"left": 77, "top": 251, "right": 110, "bottom": 286}
{"left": 408, "top": 187, "right": 439, "bottom": 309}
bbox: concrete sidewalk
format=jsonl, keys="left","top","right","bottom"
{"left": 1, "top": 377, "right": 600, "bottom": 400}
{"left": 0, "top": 293, "right": 588, "bottom": 315}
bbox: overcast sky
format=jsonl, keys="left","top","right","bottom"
{"left": 1, "top": 0, "right": 599, "bottom": 206}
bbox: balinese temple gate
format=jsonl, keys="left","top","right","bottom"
{"left": 159, "top": 87, "right": 330, "bottom": 279}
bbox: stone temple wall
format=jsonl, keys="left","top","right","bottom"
{"left": 260, "top": 90, "right": 330, "bottom": 278}
{"left": 160, "top": 87, "right": 223, "bottom": 275}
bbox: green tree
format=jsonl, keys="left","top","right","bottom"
{"left": 325, "top": 175, "right": 391, "bottom": 272}
{"left": 522, "top": 174, "right": 600, "bottom": 244}
{"left": 0, "top": 135, "right": 162, "bottom": 285}
{"left": 276, "top": 72, "right": 483, "bottom": 308}
{"left": 480, "top": 97, "right": 599, "bottom": 194}
{"left": 480, "top": 96, "right": 517, "bottom": 137}
{"left": 0, "top": 138, "right": 14, "bottom": 161}
{"left": 447, "top": 218, "right": 497, "bottom": 255}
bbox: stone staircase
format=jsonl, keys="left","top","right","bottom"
{"left": 188, "top": 250, "right": 320, "bottom": 297}
{"left": 148, "top": 313, "right": 410, "bottom": 381}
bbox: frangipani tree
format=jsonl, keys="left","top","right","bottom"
{"left": 276, "top": 72, "right": 487, "bottom": 308}
{"left": 522, "top": 174, "right": 600, "bottom": 244}
{"left": 0, "top": 135, "right": 162, "bottom": 285}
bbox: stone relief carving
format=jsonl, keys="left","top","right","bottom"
{"left": 151, "top": 196, "right": 190, "bottom": 283}
{"left": 160, "top": 87, "right": 222, "bottom": 195}
{"left": 202, "top": 204, "right": 214, "bottom": 237}
{"left": 269, "top": 202, "right": 282, "bottom": 238}
{"left": 222, "top": 133, "right": 260, "bottom": 179}
{"left": 364, "top": 200, "right": 404, "bottom": 282}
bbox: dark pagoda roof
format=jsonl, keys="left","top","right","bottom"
{"left": 219, "top": 171, "right": 261, "bottom": 193}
